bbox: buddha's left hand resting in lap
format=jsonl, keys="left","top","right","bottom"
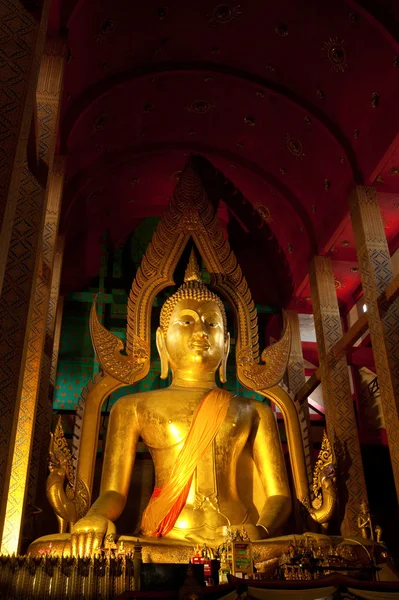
{"left": 69, "top": 256, "right": 291, "bottom": 556}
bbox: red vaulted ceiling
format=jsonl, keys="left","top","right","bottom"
{"left": 56, "top": 0, "right": 399, "bottom": 312}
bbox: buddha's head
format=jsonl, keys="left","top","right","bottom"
{"left": 157, "top": 250, "right": 230, "bottom": 384}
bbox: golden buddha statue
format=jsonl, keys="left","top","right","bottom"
{"left": 70, "top": 252, "right": 291, "bottom": 555}
{"left": 29, "top": 162, "right": 339, "bottom": 562}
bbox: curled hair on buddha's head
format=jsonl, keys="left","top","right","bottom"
{"left": 159, "top": 249, "right": 228, "bottom": 339}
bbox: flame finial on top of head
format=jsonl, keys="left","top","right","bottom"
{"left": 184, "top": 249, "right": 202, "bottom": 283}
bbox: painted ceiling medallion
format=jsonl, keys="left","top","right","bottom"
{"left": 86, "top": 188, "right": 103, "bottom": 203}
{"left": 275, "top": 24, "right": 288, "bottom": 36}
{"left": 285, "top": 134, "right": 305, "bottom": 159}
{"left": 322, "top": 37, "right": 348, "bottom": 72}
{"left": 371, "top": 92, "right": 380, "bottom": 108}
{"left": 185, "top": 100, "right": 215, "bottom": 114}
{"left": 171, "top": 170, "right": 182, "bottom": 182}
{"left": 96, "top": 18, "right": 115, "bottom": 42}
{"left": 209, "top": 3, "right": 241, "bottom": 25}
{"left": 156, "top": 7, "right": 168, "bottom": 20}
{"left": 334, "top": 277, "right": 346, "bottom": 290}
{"left": 92, "top": 114, "right": 106, "bottom": 134}
{"left": 254, "top": 204, "right": 272, "bottom": 225}
{"left": 244, "top": 115, "right": 256, "bottom": 127}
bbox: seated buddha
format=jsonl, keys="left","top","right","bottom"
{"left": 33, "top": 252, "right": 292, "bottom": 557}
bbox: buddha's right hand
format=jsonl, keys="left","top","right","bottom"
{"left": 70, "top": 513, "right": 115, "bottom": 557}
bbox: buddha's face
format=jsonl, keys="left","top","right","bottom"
{"left": 160, "top": 297, "right": 228, "bottom": 378}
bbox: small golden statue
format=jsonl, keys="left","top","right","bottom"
{"left": 357, "top": 501, "right": 373, "bottom": 539}
{"left": 357, "top": 501, "right": 383, "bottom": 543}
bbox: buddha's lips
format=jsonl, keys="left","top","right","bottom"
{"left": 189, "top": 340, "right": 210, "bottom": 350}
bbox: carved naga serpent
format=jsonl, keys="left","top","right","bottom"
{"left": 304, "top": 432, "right": 337, "bottom": 528}
{"left": 46, "top": 417, "right": 89, "bottom": 533}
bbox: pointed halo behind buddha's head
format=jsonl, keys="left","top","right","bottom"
{"left": 159, "top": 249, "right": 228, "bottom": 339}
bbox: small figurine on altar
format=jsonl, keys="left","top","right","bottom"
{"left": 357, "top": 501, "right": 373, "bottom": 539}
{"left": 104, "top": 533, "right": 118, "bottom": 556}
{"left": 375, "top": 524, "right": 383, "bottom": 544}
{"left": 118, "top": 541, "right": 126, "bottom": 556}
{"left": 200, "top": 543, "right": 214, "bottom": 560}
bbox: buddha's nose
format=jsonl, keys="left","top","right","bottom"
{"left": 193, "top": 329, "right": 208, "bottom": 340}
{"left": 192, "top": 321, "right": 209, "bottom": 339}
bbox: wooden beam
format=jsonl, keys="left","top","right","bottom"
{"left": 295, "top": 370, "right": 321, "bottom": 405}
{"left": 332, "top": 312, "right": 368, "bottom": 359}
{"left": 295, "top": 271, "right": 399, "bottom": 405}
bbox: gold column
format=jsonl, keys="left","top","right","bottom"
{"left": 0, "top": 40, "right": 66, "bottom": 554}
{"left": 350, "top": 185, "right": 399, "bottom": 501}
{"left": 0, "top": 0, "right": 51, "bottom": 293}
{"left": 286, "top": 310, "right": 313, "bottom": 486}
{"left": 309, "top": 256, "right": 368, "bottom": 535}
{"left": 25, "top": 236, "right": 65, "bottom": 532}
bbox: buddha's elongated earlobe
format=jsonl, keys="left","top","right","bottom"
{"left": 156, "top": 327, "right": 169, "bottom": 379}
{"left": 219, "top": 332, "right": 230, "bottom": 383}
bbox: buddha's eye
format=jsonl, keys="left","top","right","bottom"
{"left": 207, "top": 322, "right": 219, "bottom": 328}
{"left": 179, "top": 318, "right": 193, "bottom": 326}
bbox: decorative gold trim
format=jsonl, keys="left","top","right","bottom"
{"left": 125, "top": 159, "right": 261, "bottom": 363}
{"left": 90, "top": 297, "right": 150, "bottom": 384}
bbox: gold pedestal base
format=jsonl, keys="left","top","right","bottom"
{"left": 27, "top": 532, "right": 390, "bottom": 568}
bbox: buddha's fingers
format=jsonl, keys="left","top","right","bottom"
{"left": 78, "top": 533, "right": 86, "bottom": 557}
{"left": 71, "top": 533, "right": 79, "bottom": 557}
{"left": 93, "top": 532, "right": 103, "bottom": 553}
{"left": 84, "top": 531, "right": 95, "bottom": 557}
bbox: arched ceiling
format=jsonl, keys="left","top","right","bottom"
{"left": 57, "top": 0, "right": 399, "bottom": 312}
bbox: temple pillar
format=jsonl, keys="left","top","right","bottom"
{"left": 0, "top": 0, "right": 51, "bottom": 293}
{"left": 286, "top": 310, "right": 313, "bottom": 486}
{"left": 349, "top": 185, "right": 399, "bottom": 502}
{"left": 24, "top": 219, "right": 65, "bottom": 544}
{"left": 309, "top": 256, "right": 368, "bottom": 535}
{"left": 0, "top": 40, "right": 66, "bottom": 554}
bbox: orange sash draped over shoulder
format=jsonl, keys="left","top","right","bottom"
{"left": 140, "top": 388, "right": 232, "bottom": 538}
